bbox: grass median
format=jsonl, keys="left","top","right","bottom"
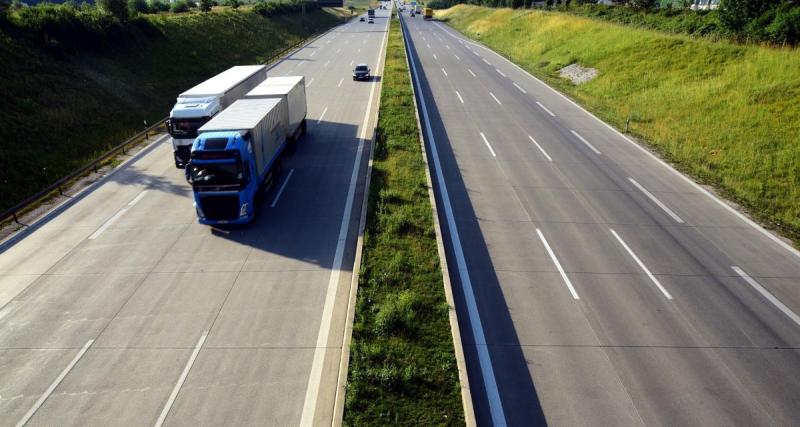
{"left": 438, "top": 5, "right": 800, "bottom": 244}
{"left": 343, "top": 16, "right": 465, "bottom": 426}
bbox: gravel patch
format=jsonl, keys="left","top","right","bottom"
{"left": 559, "top": 63, "right": 598, "bottom": 84}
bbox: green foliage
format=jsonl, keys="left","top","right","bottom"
{"left": 440, "top": 5, "right": 800, "bottom": 242}
{"left": 148, "top": 0, "right": 169, "bottom": 12}
{"left": 170, "top": 0, "right": 189, "bottom": 12}
{"left": 98, "top": 0, "right": 129, "bottom": 21}
{"left": 252, "top": 0, "right": 317, "bottom": 17}
{"left": 344, "top": 17, "right": 465, "bottom": 425}
{"left": 199, "top": 0, "right": 213, "bottom": 11}
{"left": 224, "top": 0, "right": 241, "bottom": 9}
{"left": 128, "top": 0, "right": 149, "bottom": 15}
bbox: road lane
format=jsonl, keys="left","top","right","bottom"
{"left": 0, "top": 10, "right": 389, "bottom": 426}
{"left": 402, "top": 12, "right": 800, "bottom": 426}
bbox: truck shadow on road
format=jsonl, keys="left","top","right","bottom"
{"left": 406, "top": 32, "right": 548, "bottom": 426}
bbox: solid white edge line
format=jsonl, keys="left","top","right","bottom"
{"left": 468, "top": 69, "right": 476, "bottom": 77}
{"left": 456, "top": 90, "right": 464, "bottom": 104}
{"left": 536, "top": 229, "right": 580, "bottom": 300}
{"left": 16, "top": 339, "right": 94, "bottom": 427}
{"left": 436, "top": 21, "right": 800, "bottom": 261}
{"left": 480, "top": 132, "right": 497, "bottom": 157}
{"left": 536, "top": 101, "right": 556, "bottom": 117}
{"left": 317, "top": 106, "right": 328, "bottom": 125}
{"left": 732, "top": 266, "right": 800, "bottom": 327}
{"left": 496, "top": 68, "right": 506, "bottom": 77}
{"left": 569, "top": 129, "right": 601, "bottom": 155}
{"left": 154, "top": 331, "right": 208, "bottom": 427}
{"left": 610, "top": 229, "right": 674, "bottom": 300}
{"left": 528, "top": 136, "right": 552, "bottom": 162}
{"left": 403, "top": 18, "right": 507, "bottom": 427}
{"left": 513, "top": 82, "right": 527, "bottom": 94}
{"left": 489, "top": 92, "right": 502, "bottom": 105}
{"left": 299, "top": 16, "right": 388, "bottom": 427}
{"left": 628, "top": 178, "right": 685, "bottom": 224}
{"left": 271, "top": 169, "right": 295, "bottom": 208}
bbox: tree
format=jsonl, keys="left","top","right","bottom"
{"left": 98, "top": 0, "right": 129, "bottom": 20}
{"left": 199, "top": 0, "right": 213, "bottom": 11}
{"left": 128, "top": 0, "right": 149, "bottom": 14}
{"left": 719, "top": 0, "right": 780, "bottom": 33}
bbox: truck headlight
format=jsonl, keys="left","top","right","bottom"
{"left": 239, "top": 203, "right": 249, "bottom": 218}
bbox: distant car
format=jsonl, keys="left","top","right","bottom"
{"left": 368, "top": 18, "right": 374, "bottom": 23}
{"left": 360, "top": 16, "right": 365, "bottom": 21}
{"left": 353, "top": 64, "right": 371, "bottom": 81}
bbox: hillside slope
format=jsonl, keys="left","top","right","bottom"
{"left": 438, "top": 5, "right": 800, "bottom": 242}
{"left": 0, "top": 8, "right": 347, "bottom": 212}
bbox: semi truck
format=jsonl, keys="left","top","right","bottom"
{"left": 245, "top": 76, "right": 307, "bottom": 153}
{"left": 167, "top": 65, "right": 267, "bottom": 169}
{"left": 415, "top": 4, "right": 422, "bottom": 13}
{"left": 367, "top": 8, "right": 375, "bottom": 17}
{"left": 423, "top": 7, "right": 433, "bottom": 19}
{"left": 189, "top": 98, "right": 288, "bottom": 225}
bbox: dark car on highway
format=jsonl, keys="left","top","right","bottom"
{"left": 352, "top": 64, "right": 371, "bottom": 81}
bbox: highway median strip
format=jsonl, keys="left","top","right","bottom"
{"left": 344, "top": 15, "right": 465, "bottom": 425}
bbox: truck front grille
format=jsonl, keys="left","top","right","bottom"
{"left": 199, "top": 195, "right": 239, "bottom": 221}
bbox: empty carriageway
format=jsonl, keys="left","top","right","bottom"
{"left": 0, "top": 9, "right": 390, "bottom": 426}
{"left": 401, "top": 12, "right": 800, "bottom": 427}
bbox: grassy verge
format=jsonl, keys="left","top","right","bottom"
{"left": 344, "top": 16, "right": 465, "bottom": 425}
{"left": 0, "top": 7, "right": 349, "bottom": 213}
{"left": 438, "top": 5, "right": 800, "bottom": 243}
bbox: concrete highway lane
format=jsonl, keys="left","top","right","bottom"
{"left": 0, "top": 9, "right": 389, "bottom": 426}
{"left": 401, "top": 12, "right": 800, "bottom": 426}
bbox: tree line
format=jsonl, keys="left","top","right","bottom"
{"left": 427, "top": 0, "right": 800, "bottom": 45}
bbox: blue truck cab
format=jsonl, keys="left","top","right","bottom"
{"left": 189, "top": 98, "right": 288, "bottom": 225}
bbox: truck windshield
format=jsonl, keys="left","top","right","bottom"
{"left": 169, "top": 117, "right": 209, "bottom": 138}
{"left": 188, "top": 161, "right": 244, "bottom": 189}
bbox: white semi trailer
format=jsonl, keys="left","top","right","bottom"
{"left": 245, "top": 76, "right": 308, "bottom": 151}
{"left": 167, "top": 65, "right": 267, "bottom": 168}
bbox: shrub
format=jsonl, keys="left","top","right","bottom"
{"left": 128, "top": 0, "right": 149, "bottom": 14}
{"left": 224, "top": 0, "right": 240, "bottom": 8}
{"left": 199, "top": 0, "right": 213, "bottom": 11}
{"left": 170, "top": 0, "right": 189, "bottom": 12}
{"left": 765, "top": 4, "right": 800, "bottom": 44}
{"left": 147, "top": 0, "right": 169, "bottom": 12}
{"left": 97, "top": 0, "right": 129, "bottom": 21}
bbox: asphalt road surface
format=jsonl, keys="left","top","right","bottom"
{"left": 0, "top": 9, "right": 389, "bottom": 426}
{"left": 401, "top": 11, "right": 800, "bottom": 427}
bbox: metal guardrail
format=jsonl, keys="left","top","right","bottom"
{"left": 0, "top": 18, "right": 346, "bottom": 227}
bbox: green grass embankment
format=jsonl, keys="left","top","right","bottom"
{"left": 438, "top": 5, "right": 800, "bottom": 243}
{"left": 344, "top": 16, "right": 465, "bottom": 425}
{"left": 0, "top": 7, "right": 348, "bottom": 212}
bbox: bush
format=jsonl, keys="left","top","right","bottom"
{"left": 199, "top": 0, "right": 213, "bottom": 11}
{"left": 224, "top": 0, "right": 240, "bottom": 8}
{"left": 147, "top": 0, "right": 169, "bottom": 12}
{"left": 128, "top": 0, "right": 149, "bottom": 14}
{"left": 97, "top": 0, "right": 129, "bottom": 21}
{"left": 765, "top": 4, "right": 800, "bottom": 44}
{"left": 170, "top": 0, "right": 189, "bottom": 13}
